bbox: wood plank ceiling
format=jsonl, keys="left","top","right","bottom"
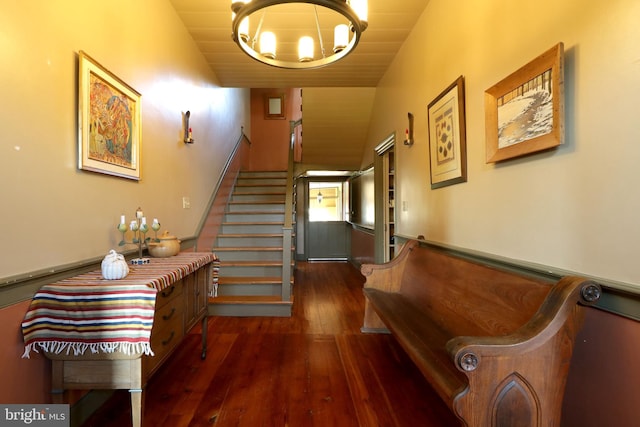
{"left": 169, "top": 0, "right": 429, "bottom": 170}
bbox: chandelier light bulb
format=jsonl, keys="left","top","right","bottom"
{"left": 350, "top": 0, "right": 368, "bottom": 23}
{"left": 333, "top": 24, "right": 349, "bottom": 53}
{"left": 260, "top": 31, "right": 277, "bottom": 59}
{"left": 298, "top": 36, "right": 314, "bottom": 62}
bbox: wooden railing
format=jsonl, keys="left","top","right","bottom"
{"left": 281, "top": 119, "right": 301, "bottom": 301}
{"left": 194, "top": 129, "right": 251, "bottom": 252}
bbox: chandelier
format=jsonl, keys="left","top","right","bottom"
{"left": 231, "top": 0, "right": 368, "bottom": 69}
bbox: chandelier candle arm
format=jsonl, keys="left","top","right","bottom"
{"left": 231, "top": 0, "right": 368, "bottom": 70}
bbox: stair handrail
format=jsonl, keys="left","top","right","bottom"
{"left": 281, "top": 119, "right": 301, "bottom": 301}
{"left": 195, "top": 129, "right": 251, "bottom": 251}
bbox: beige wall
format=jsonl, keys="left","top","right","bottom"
{"left": 363, "top": 0, "right": 640, "bottom": 291}
{"left": 0, "top": 0, "right": 250, "bottom": 280}
{"left": 0, "top": 0, "right": 249, "bottom": 403}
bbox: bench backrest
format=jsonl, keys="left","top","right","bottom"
{"left": 399, "top": 245, "right": 553, "bottom": 337}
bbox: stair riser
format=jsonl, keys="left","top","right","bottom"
{"left": 231, "top": 193, "right": 286, "bottom": 203}
{"left": 217, "top": 236, "right": 285, "bottom": 247}
{"left": 234, "top": 186, "right": 286, "bottom": 194}
{"left": 215, "top": 251, "right": 287, "bottom": 262}
{"left": 236, "top": 178, "right": 287, "bottom": 186}
{"left": 227, "top": 203, "right": 285, "bottom": 213}
{"left": 219, "top": 265, "right": 285, "bottom": 277}
{"left": 220, "top": 223, "right": 285, "bottom": 234}
{"left": 216, "top": 283, "right": 281, "bottom": 297}
{"left": 208, "top": 303, "right": 292, "bottom": 317}
{"left": 238, "top": 171, "right": 287, "bottom": 177}
{"left": 224, "top": 212, "right": 286, "bottom": 222}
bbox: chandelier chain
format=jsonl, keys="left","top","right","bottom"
{"left": 313, "top": 6, "right": 326, "bottom": 59}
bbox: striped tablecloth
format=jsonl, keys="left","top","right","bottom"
{"left": 22, "top": 252, "right": 219, "bottom": 358}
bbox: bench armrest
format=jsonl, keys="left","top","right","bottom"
{"left": 446, "top": 276, "right": 601, "bottom": 370}
{"left": 360, "top": 240, "right": 421, "bottom": 331}
{"left": 361, "top": 239, "right": 419, "bottom": 292}
{"left": 446, "top": 276, "right": 601, "bottom": 427}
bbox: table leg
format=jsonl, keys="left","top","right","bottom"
{"left": 51, "top": 360, "right": 65, "bottom": 404}
{"left": 201, "top": 315, "right": 208, "bottom": 359}
{"left": 129, "top": 388, "right": 143, "bottom": 427}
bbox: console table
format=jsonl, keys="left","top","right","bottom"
{"left": 21, "top": 252, "right": 219, "bottom": 427}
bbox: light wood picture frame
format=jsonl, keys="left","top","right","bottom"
{"left": 78, "top": 51, "right": 142, "bottom": 180}
{"left": 427, "top": 75, "right": 467, "bottom": 189}
{"left": 485, "top": 43, "right": 564, "bottom": 163}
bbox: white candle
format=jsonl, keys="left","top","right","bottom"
{"left": 136, "top": 210, "right": 143, "bottom": 219}
{"left": 120, "top": 215, "right": 125, "bottom": 224}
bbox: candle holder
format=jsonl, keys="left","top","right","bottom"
{"left": 117, "top": 207, "right": 161, "bottom": 265}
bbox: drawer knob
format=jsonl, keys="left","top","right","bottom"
{"left": 162, "top": 307, "right": 176, "bottom": 321}
{"left": 162, "top": 331, "right": 175, "bottom": 346}
{"left": 161, "top": 287, "right": 175, "bottom": 298}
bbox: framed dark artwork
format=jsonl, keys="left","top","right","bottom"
{"left": 485, "top": 43, "right": 564, "bottom": 163}
{"left": 427, "top": 75, "right": 467, "bottom": 189}
{"left": 78, "top": 51, "right": 142, "bottom": 180}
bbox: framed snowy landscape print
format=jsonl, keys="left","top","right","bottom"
{"left": 485, "top": 43, "right": 564, "bottom": 163}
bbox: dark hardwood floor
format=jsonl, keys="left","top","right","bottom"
{"left": 81, "top": 261, "right": 459, "bottom": 427}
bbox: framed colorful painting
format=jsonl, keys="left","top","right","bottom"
{"left": 78, "top": 51, "right": 142, "bottom": 180}
{"left": 427, "top": 75, "right": 467, "bottom": 189}
{"left": 485, "top": 43, "right": 564, "bottom": 163}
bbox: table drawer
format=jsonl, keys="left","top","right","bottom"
{"left": 144, "top": 296, "right": 184, "bottom": 377}
{"left": 155, "top": 280, "right": 183, "bottom": 310}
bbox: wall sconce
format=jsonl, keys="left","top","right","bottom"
{"left": 184, "top": 110, "right": 194, "bottom": 144}
{"left": 404, "top": 112, "right": 414, "bottom": 146}
{"left": 316, "top": 191, "right": 323, "bottom": 204}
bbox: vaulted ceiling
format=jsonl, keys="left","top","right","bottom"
{"left": 169, "top": 0, "right": 429, "bottom": 169}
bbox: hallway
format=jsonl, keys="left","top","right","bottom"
{"left": 81, "top": 262, "right": 458, "bottom": 427}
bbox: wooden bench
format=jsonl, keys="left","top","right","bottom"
{"left": 361, "top": 239, "right": 601, "bottom": 427}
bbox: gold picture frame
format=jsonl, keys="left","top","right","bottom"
{"left": 78, "top": 51, "right": 142, "bottom": 180}
{"left": 485, "top": 43, "right": 564, "bottom": 163}
{"left": 427, "top": 75, "right": 467, "bottom": 189}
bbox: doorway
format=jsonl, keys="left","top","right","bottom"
{"left": 305, "top": 181, "right": 350, "bottom": 260}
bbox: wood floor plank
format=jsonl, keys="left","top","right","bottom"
{"left": 80, "top": 261, "right": 459, "bottom": 427}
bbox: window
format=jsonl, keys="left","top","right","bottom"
{"left": 308, "top": 182, "right": 344, "bottom": 222}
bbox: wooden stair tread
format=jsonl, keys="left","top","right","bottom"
{"left": 229, "top": 200, "right": 285, "bottom": 205}
{"left": 233, "top": 191, "right": 286, "bottom": 195}
{"left": 218, "top": 233, "right": 283, "bottom": 238}
{"left": 224, "top": 211, "right": 288, "bottom": 215}
{"left": 218, "top": 277, "right": 295, "bottom": 285}
{"left": 222, "top": 221, "right": 285, "bottom": 225}
{"left": 214, "top": 246, "right": 288, "bottom": 251}
{"left": 218, "top": 260, "right": 294, "bottom": 266}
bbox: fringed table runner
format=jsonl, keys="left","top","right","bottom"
{"left": 22, "top": 252, "right": 218, "bottom": 359}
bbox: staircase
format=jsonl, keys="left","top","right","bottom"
{"left": 209, "top": 171, "right": 294, "bottom": 317}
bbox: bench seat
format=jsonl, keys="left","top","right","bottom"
{"left": 361, "top": 239, "right": 601, "bottom": 427}
{"left": 364, "top": 288, "right": 467, "bottom": 403}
